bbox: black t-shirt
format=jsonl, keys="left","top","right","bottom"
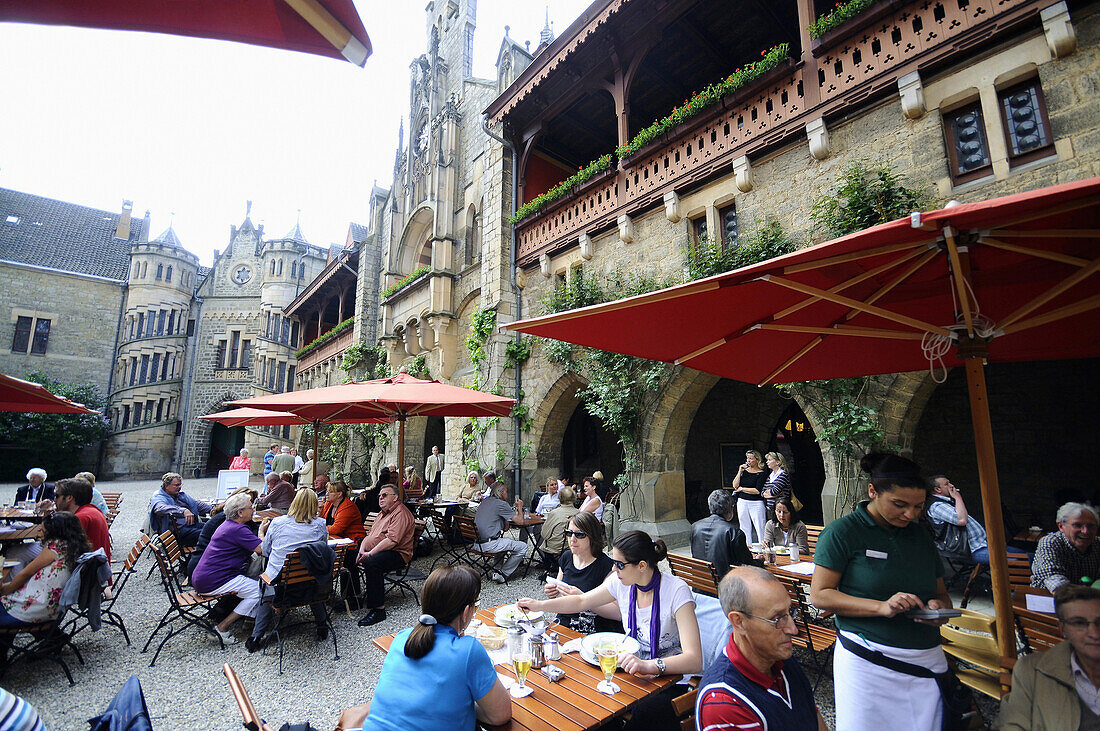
{"left": 736, "top": 470, "right": 767, "bottom": 501}
{"left": 557, "top": 551, "right": 623, "bottom": 634}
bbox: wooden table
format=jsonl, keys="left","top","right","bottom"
{"left": 0, "top": 524, "right": 43, "bottom": 543}
{"left": 0, "top": 508, "right": 44, "bottom": 523}
{"left": 759, "top": 552, "right": 816, "bottom": 582}
{"left": 1012, "top": 527, "right": 1046, "bottom": 551}
{"left": 372, "top": 605, "right": 679, "bottom": 731}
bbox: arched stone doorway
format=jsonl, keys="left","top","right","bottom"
{"left": 682, "top": 378, "right": 791, "bottom": 521}
{"left": 206, "top": 422, "right": 244, "bottom": 477}
{"left": 562, "top": 404, "right": 623, "bottom": 487}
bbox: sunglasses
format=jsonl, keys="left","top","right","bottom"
{"left": 612, "top": 559, "right": 638, "bottom": 570}
{"left": 563, "top": 530, "right": 588, "bottom": 539}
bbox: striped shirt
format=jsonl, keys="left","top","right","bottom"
{"left": 926, "top": 496, "right": 988, "bottom": 553}
{"left": 0, "top": 688, "right": 44, "bottom": 731}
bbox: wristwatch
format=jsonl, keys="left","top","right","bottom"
{"left": 654, "top": 657, "right": 666, "bottom": 674}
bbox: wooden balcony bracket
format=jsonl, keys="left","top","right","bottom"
{"left": 806, "top": 118, "right": 831, "bottom": 161}
{"left": 664, "top": 191, "right": 683, "bottom": 223}
{"left": 617, "top": 214, "right": 635, "bottom": 244}
{"left": 732, "top": 156, "right": 754, "bottom": 193}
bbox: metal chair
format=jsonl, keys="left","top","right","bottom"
{"left": 940, "top": 608, "right": 1005, "bottom": 701}
{"left": 260, "top": 549, "right": 339, "bottom": 674}
{"left": 775, "top": 573, "right": 836, "bottom": 691}
{"left": 0, "top": 617, "right": 85, "bottom": 686}
{"left": 454, "top": 515, "right": 509, "bottom": 579}
{"left": 65, "top": 534, "right": 151, "bottom": 645}
{"left": 382, "top": 520, "right": 427, "bottom": 603}
{"left": 223, "top": 663, "right": 276, "bottom": 731}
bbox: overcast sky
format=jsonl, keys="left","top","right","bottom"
{"left": 0, "top": 0, "right": 591, "bottom": 265}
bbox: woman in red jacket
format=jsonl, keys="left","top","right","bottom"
{"left": 321, "top": 479, "right": 367, "bottom": 609}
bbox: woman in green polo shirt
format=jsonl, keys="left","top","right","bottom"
{"left": 810, "top": 453, "right": 953, "bottom": 730}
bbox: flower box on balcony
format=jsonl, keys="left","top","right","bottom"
{"left": 514, "top": 166, "right": 617, "bottom": 227}
{"left": 811, "top": 0, "right": 905, "bottom": 57}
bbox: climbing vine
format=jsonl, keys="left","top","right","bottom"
{"left": 684, "top": 219, "right": 799, "bottom": 280}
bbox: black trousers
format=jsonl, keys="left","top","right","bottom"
{"left": 359, "top": 550, "right": 406, "bottom": 609}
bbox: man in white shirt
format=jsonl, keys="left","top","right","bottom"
{"left": 999, "top": 584, "right": 1100, "bottom": 729}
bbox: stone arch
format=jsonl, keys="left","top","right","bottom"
{"left": 464, "top": 204, "right": 480, "bottom": 265}
{"left": 644, "top": 367, "right": 721, "bottom": 472}
{"left": 393, "top": 204, "right": 435, "bottom": 274}
{"left": 181, "top": 388, "right": 247, "bottom": 477}
{"left": 524, "top": 370, "right": 589, "bottom": 481}
{"left": 884, "top": 371, "right": 940, "bottom": 454}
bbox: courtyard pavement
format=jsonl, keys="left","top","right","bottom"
{"left": 0, "top": 476, "right": 1000, "bottom": 729}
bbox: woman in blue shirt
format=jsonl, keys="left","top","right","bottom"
{"left": 361, "top": 565, "right": 510, "bottom": 730}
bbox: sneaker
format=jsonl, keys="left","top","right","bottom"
{"left": 490, "top": 571, "right": 507, "bottom": 584}
{"left": 215, "top": 626, "right": 239, "bottom": 645}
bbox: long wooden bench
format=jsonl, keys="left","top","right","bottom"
{"left": 666, "top": 553, "right": 720, "bottom": 597}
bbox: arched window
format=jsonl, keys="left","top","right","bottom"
{"left": 276, "top": 259, "right": 283, "bottom": 276}
{"left": 141, "top": 261, "right": 148, "bottom": 278}
{"left": 465, "top": 205, "right": 479, "bottom": 265}
{"left": 417, "top": 239, "right": 432, "bottom": 268}
{"left": 156, "top": 263, "right": 163, "bottom": 280}
{"left": 270, "top": 259, "right": 277, "bottom": 276}
{"left": 299, "top": 263, "right": 306, "bottom": 279}
{"left": 166, "top": 265, "right": 173, "bottom": 282}
{"left": 291, "top": 261, "right": 298, "bottom": 279}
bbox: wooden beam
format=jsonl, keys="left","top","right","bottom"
{"left": 845, "top": 248, "right": 941, "bottom": 321}
{"left": 751, "top": 323, "right": 926, "bottom": 339}
{"left": 782, "top": 241, "right": 936, "bottom": 274}
{"left": 999, "top": 256, "right": 1100, "bottom": 328}
{"left": 998, "top": 293, "right": 1100, "bottom": 336}
{"left": 944, "top": 228, "right": 975, "bottom": 337}
{"left": 761, "top": 275, "right": 953, "bottom": 336}
{"left": 980, "top": 237, "right": 1091, "bottom": 267}
{"left": 992, "top": 229, "right": 1099, "bottom": 239}
{"left": 759, "top": 336, "right": 824, "bottom": 384}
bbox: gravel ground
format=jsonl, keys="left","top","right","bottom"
{"left": 1, "top": 477, "right": 1000, "bottom": 730}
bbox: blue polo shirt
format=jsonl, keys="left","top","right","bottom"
{"left": 365, "top": 624, "right": 498, "bottom": 731}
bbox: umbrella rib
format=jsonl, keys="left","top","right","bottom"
{"left": 982, "top": 191, "right": 1100, "bottom": 231}
{"left": 844, "top": 249, "right": 941, "bottom": 322}
{"left": 999, "top": 256, "right": 1100, "bottom": 328}
{"left": 282, "top": 0, "right": 363, "bottom": 63}
{"left": 761, "top": 275, "right": 953, "bottom": 336}
{"left": 980, "top": 237, "right": 1091, "bottom": 267}
{"left": 780, "top": 241, "right": 936, "bottom": 274}
{"left": 773, "top": 246, "right": 932, "bottom": 322}
{"left": 993, "top": 229, "right": 1100, "bottom": 240}
{"left": 944, "top": 228, "right": 975, "bottom": 337}
{"left": 753, "top": 324, "right": 926, "bottom": 340}
{"left": 760, "top": 336, "right": 825, "bottom": 385}
{"left": 999, "top": 293, "right": 1100, "bottom": 336}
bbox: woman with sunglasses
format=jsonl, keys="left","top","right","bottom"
{"left": 543, "top": 512, "right": 622, "bottom": 633}
{"left": 520, "top": 530, "right": 701, "bottom": 728}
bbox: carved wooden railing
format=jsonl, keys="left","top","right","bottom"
{"left": 514, "top": 0, "right": 1041, "bottom": 267}
{"left": 296, "top": 328, "right": 353, "bottom": 373}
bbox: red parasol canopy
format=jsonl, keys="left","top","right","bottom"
{"left": 199, "top": 406, "right": 386, "bottom": 428}
{"left": 1, "top": 0, "right": 372, "bottom": 66}
{"left": 0, "top": 372, "right": 99, "bottom": 414}
{"left": 506, "top": 176, "right": 1100, "bottom": 659}
{"left": 228, "top": 372, "right": 516, "bottom": 472}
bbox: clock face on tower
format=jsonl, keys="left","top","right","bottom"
{"left": 231, "top": 265, "right": 252, "bottom": 284}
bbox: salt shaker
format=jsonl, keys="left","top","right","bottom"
{"left": 506, "top": 626, "right": 524, "bottom": 656}
{"left": 544, "top": 632, "right": 561, "bottom": 661}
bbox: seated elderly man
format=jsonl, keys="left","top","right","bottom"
{"left": 538, "top": 486, "right": 579, "bottom": 575}
{"left": 697, "top": 566, "right": 827, "bottom": 730}
{"left": 149, "top": 472, "right": 213, "bottom": 547}
{"left": 474, "top": 481, "right": 533, "bottom": 584}
{"left": 1033, "top": 502, "right": 1100, "bottom": 592}
{"left": 356, "top": 484, "right": 415, "bottom": 627}
{"left": 53, "top": 477, "right": 111, "bottom": 562}
{"left": 257, "top": 471, "right": 296, "bottom": 514}
{"left": 691, "top": 490, "right": 758, "bottom": 580}
{"left": 997, "top": 584, "right": 1100, "bottom": 729}
{"left": 15, "top": 468, "right": 53, "bottom": 504}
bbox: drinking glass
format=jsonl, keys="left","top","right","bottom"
{"left": 790, "top": 544, "right": 800, "bottom": 562}
{"left": 511, "top": 637, "right": 533, "bottom": 695}
{"left": 596, "top": 644, "right": 621, "bottom": 694}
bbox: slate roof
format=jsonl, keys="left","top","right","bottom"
{"left": 284, "top": 220, "right": 309, "bottom": 244}
{"left": 0, "top": 187, "right": 137, "bottom": 280}
{"left": 152, "top": 224, "right": 183, "bottom": 247}
{"left": 348, "top": 222, "right": 369, "bottom": 243}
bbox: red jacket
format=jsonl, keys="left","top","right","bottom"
{"left": 321, "top": 497, "right": 366, "bottom": 546}
{"left": 75, "top": 503, "right": 111, "bottom": 562}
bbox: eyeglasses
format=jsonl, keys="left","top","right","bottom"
{"left": 1062, "top": 618, "right": 1100, "bottom": 631}
{"left": 612, "top": 559, "right": 638, "bottom": 570}
{"left": 563, "top": 530, "right": 588, "bottom": 539}
{"left": 738, "top": 606, "right": 801, "bottom": 629}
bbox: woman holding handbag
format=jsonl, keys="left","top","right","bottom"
{"left": 810, "top": 453, "right": 955, "bottom": 730}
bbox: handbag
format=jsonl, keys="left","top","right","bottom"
{"left": 931, "top": 519, "right": 972, "bottom": 562}
{"left": 838, "top": 633, "right": 976, "bottom": 730}
{"left": 791, "top": 493, "right": 804, "bottom": 512}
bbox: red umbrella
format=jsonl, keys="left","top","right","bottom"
{"left": 200, "top": 407, "right": 389, "bottom": 459}
{"left": 506, "top": 176, "right": 1100, "bottom": 658}
{"left": 0, "top": 372, "right": 99, "bottom": 414}
{"left": 227, "top": 373, "right": 516, "bottom": 475}
{"left": 1, "top": 0, "right": 371, "bottom": 66}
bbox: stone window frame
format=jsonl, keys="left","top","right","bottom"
{"left": 10, "top": 315, "right": 32, "bottom": 353}
{"left": 715, "top": 193, "right": 740, "bottom": 250}
{"left": 10, "top": 309, "right": 56, "bottom": 355}
{"left": 996, "top": 76, "right": 1055, "bottom": 168}
{"left": 942, "top": 96, "right": 993, "bottom": 185}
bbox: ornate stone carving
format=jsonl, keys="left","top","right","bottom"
{"left": 540, "top": 253, "right": 551, "bottom": 277}
{"left": 732, "top": 156, "right": 753, "bottom": 193}
{"left": 806, "top": 118, "right": 830, "bottom": 161}
{"left": 515, "top": 266, "right": 527, "bottom": 289}
{"left": 898, "top": 72, "right": 925, "bottom": 120}
{"left": 663, "top": 191, "right": 682, "bottom": 223}
{"left": 1041, "top": 1, "right": 1076, "bottom": 58}
{"left": 579, "top": 233, "right": 594, "bottom": 260}
{"left": 617, "top": 214, "right": 634, "bottom": 244}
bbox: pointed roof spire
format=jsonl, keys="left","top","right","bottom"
{"left": 153, "top": 214, "right": 182, "bottom": 247}
{"left": 539, "top": 7, "right": 554, "bottom": 48}
{"left": 284, "top": 210, "right": 309, "bottom": 243}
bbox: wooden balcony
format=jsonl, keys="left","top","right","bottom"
{"left": 514, "top": 0, "right": 1044, "bottom": 267}
{"left": 296, "top": 328, "right": 354, "bottom": 373}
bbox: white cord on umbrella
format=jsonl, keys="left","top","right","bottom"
{"left": 923, "top": 313, "right": 998, "bottom": 383}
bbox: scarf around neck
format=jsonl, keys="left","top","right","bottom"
{"left": 627, "top": 570, "right": 662, "bottom": 660}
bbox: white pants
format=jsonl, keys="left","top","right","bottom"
{"left": 213, "top": 575, "right": 262, "bottom": 618}
{"left": 833, "top": 630, "right": 946, "bottom": 731}
{"left": 736, "top": 499, "right": 766, "bottom": 545}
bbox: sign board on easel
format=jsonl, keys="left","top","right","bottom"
{"left": 217, "top": 469, "right": 251, "bottom": 500}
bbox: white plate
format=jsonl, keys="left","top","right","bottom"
{"left": 493, "top": 604, "right": 544, "bottom": 627}
{"left": 774, "top": 547, "right": 789, "bottom": 555}
{"left": 579, "top": 632, "right": 642, "bottom": 667}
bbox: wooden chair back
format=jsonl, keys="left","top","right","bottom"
{"left": 1014, "top": 606, "right": 1063, "bottom": 653}
{"left": 122, "top": 534, "right": 151, "bottom": 572}
{"left": 455, "top": 515, "right": 482, "bottom": 545}
{"left": 404, "top": 481, "right": 424, "bottom": 501}
{"left": 775, "top": 573, "right": 837, "bottom": 654}
{"left": 223, "top": 663, "right": 273, "bottom": 731}
{"left": 940, "top": 609, "right": 1004, "bottom": 698}
{"left": 804, "top": 524, "right": 824, "bottom": 552}
{"left": 102, "top": 492, "right": 123, "bottom": 512}
{"left": 671, "top": 687, "right": 698, "bottom": 731}
{"left": 362, "top": 512, "right": 379, "bottom": 534}
{"left": 666, "top": 553, "right": 720, "bottom": 597}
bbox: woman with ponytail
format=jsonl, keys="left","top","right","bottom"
{"left": 362, "top": 564, "right": 510, "bottom": 731}
{"left": 519, "top": 529, "right": 701, "bottom": 729}
{"left": 810, "top": 453, "right": 953, "bottom": 730}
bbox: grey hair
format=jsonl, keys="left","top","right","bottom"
{"left": 467, "top": 471, "right": 480, "bottom": 480}
{"left": 708, "top": 489, "right": 734, "bottom": 517}
{"left": 265, "top": 471, "right": 279, "bottom": 483}
{"left": 223, "top": 492, "right": 254, "bottom": 521}
{"left": 26, "top": 468, "right": 47, "bottom": 481}
{"left": 240, "top": 448, "right": 249, "bottom": 456}
{"left": 281, "top": 446, "right": 291, "bottom": 453}
{"left": 484, "top": 471, "right": 497, "bottom": 483}
{"left": 493, "top": 481, "right": 509, "bottom": 499}
{"left": 718, "top": 565, "right": 777, "bottom": 615}
{"left": 306, "top": 449, "right": 314, "bottom": 458}
{"left": 1058, "top": 502, "right": 1099, "bottom": 525}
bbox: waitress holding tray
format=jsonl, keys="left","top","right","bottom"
{"left": 810, "top": 453, "right": 954, "bottom": 730}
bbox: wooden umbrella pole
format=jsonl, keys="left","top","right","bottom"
{"left": 312, "top": 419, "right": 320, "bottom": 469}
{"left": 397, "top": 413, "right": 406, "bottom": 483}
{"left": 960, "top": 345, "right": 1016, "bottom": 660}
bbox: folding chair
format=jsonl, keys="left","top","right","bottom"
{"left": 940, "top": 608, "right": 1006, "bottom": 704}
{"left": 142, "top": 539, "right": 232, "bottom": 666}
{"left": 671, "top": 687, "right": 698, "bottom": 731}
{"left": 804, "top": 525, "right": 824, "bottom": 553}
{"left": 223, "top": 664, "right": 276, "bottom": 731}
{"left": 666, "top": 553, "right": 720, "bottom": 597}
{"left": 0, "top": 615, "right": 85, "bottom": 685}
{"left": 775, "top": 574, "right": 836, "bottom": 690}
{"left": 65, "top": 534, "right": 150, "bottom": 645}
{"left": 260, "top": 550, "right": 338, "bottom": 674}
{"left": 454, "top": 516, "right": 509, "bottom": 579}
{"left": 383, "top": 520, "right": 427, "bottom": 603}
{"left": 1014, "top": 604, "right": 1063, "bottom": 654}
{"left": 428, "top": 513, "right": 468, "bottom": 570}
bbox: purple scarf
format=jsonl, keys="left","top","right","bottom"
{"left": 627, "top": 571, "right": 662, "bottom": 660}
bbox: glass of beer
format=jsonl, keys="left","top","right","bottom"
{"left": 511, "top": 637, "right": 533, "bottom": 695}
{"left": 596, "top": 644, "right": 621, "bottom": 694}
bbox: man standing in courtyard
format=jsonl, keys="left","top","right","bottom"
{"left": 998, "top": 584, "right": 1100, "bottom": 729}
{"left": 149, "top": 472, "right": 212, "bottom": 547}
{"left": 1033, "top": 502, "right": 1100, "bottom": 592}
{"left": 927, "top": 475, "right": 991, "bottom": 564}
{"left": 356, "top": 484, "right": 415, "bottom": 627}
{"left": 271, "top": 446, "right": 296, "bottom": 476}
{"left": 263, "top": 444, "right": 278, "bottom": 477}
{"left": 424, "top": 445, "right": 443, "bottom": 500}
{"left": 696, "top": 566, "right": 827, "bottom": 730}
